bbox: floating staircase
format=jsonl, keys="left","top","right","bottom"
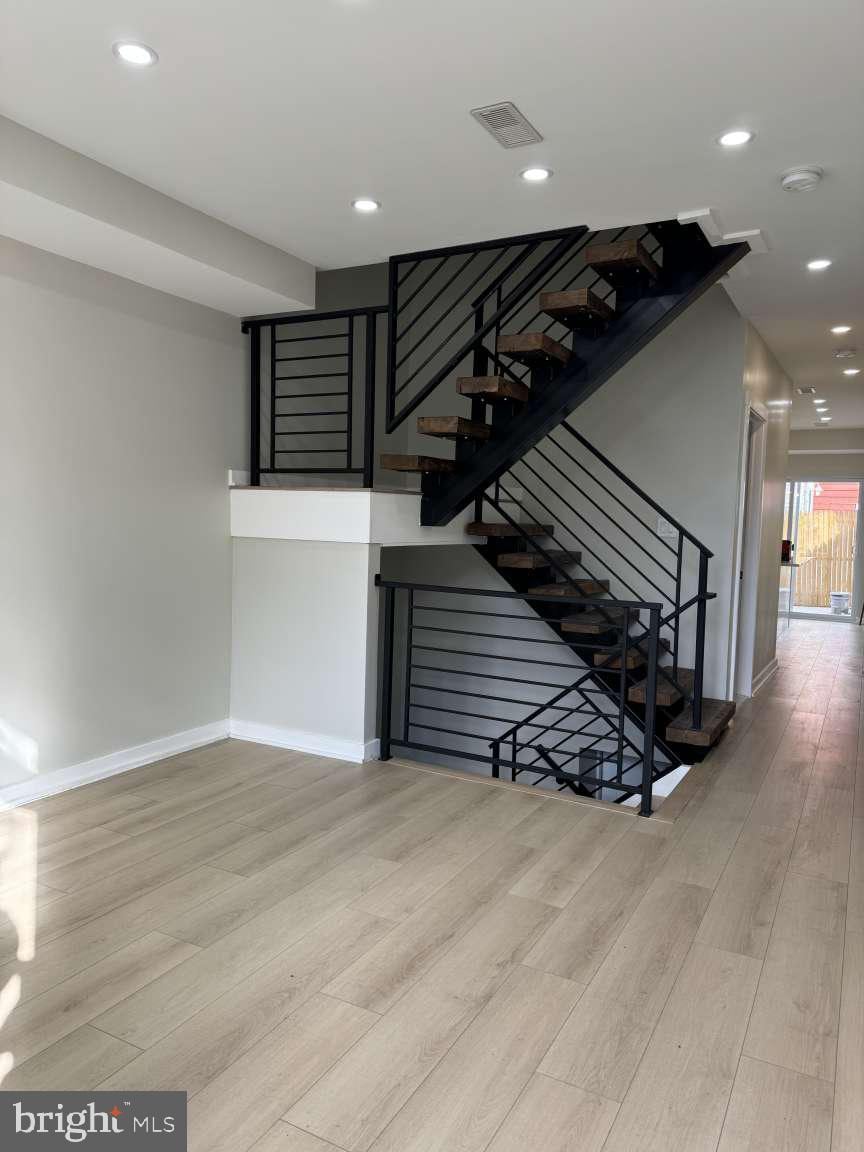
{"left": 467, "top": 524, "right": 734, "bottom": 762}
{"left": 244, "top": 216, "right": 748, "bottom": 810}
{"left": 380, "top": 218, "right": 746, "bottom": 765}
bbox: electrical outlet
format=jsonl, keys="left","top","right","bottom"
{"left": 657, "top": 516, "right": 677, "bottom": 540}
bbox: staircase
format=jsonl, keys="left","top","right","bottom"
{"left": 242, "top": 216, "right": 748, "bottom": 813}
{"left": 379, "top": 220, "right": 744, "bottom": 768}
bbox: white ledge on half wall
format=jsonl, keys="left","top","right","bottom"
{"left": 230, "top": 487, "right": 478, "bottom": 546}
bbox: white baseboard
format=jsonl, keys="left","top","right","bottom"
{"left": 229, "top": 719, "right": 378, "bottom": 764}
{"left": 0, "top": 720, "right": 230, "bottom": 808}
{"left": 751, "top": 658, "right": 779, "bottom": 697}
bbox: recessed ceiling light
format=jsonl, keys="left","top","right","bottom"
{"left": 807, "top": 259, "right": 832, "bottom": 271}
{"left": 843, "top": 368, "right": 861, "bottom": 376}
{"left": 112, "top": 41, "right": 158, "bottom": 66}
{"left": 816, "top": 406, "right": 828, "bottom": 413}
{"left": 812, "top": 397, "right": 826, "bottom": 404}
{"left": 818, "top": 416, "right": 833, "bottom": 422}
{"left": 351, "top": 198, "right": 381, "bottom": 213}
{"left": 718, "top": 129, "right": 753, "bottom": 148}
{"left": 520, "top": 167, "right": 552, "bottom": 182}
{"left": 834, "top": 348, "right": 857, "bottom": 359}
{"left": 767, "top": 399, "right": 792, "bottom": 407}
{"left": 831, "top": 325, "right": 852, "bottom": 335}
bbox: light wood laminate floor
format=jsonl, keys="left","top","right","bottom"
{"left": 1, "top": 618, "right": 861, "bottom": 1151}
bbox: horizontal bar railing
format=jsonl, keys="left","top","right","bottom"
{"left": 377, "top": 576, "right": 664, "bottom": 814}
{"left": 243, "top": 306, "right": 387, "bottom": 487}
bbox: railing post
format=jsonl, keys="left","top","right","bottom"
{"left": 616, "top": 608, "right": 628, "bottom": 781}
{"left": 379, "top": 584, "right": 395, "bottom": 761}
{"left": 362, "top": 311, "right": 377, "bottom": 489}
{"left": 346, "top": 315, "right": 355, "bottom": 473}
{"left": 470, "top": 303, "right": 487, "bottom": 522}
{"left": 385, "top": 257, "right": 398, "bottom": 428}
{"left": 403, "top": 590, "right": 414, "bottom": 744}
{"left": 672, "top": 531, "right": 683, "bottom": 678}
{"left": 269, "top": 322, "right": 277, "bottom": 474}
{"left": 490, "top": 740, "right": 500, "bottom": 779}
{"left": 249, "top": 324, "right": 261, "bottom": 486}
{"left": 639, "top": 605, "right": 660, "bottom": 817}
{"left": 692, "top": 550, "right": 709, "bottom": 731}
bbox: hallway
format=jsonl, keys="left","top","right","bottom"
{"left": 0, "top": 619, "right": 861, "bottom": 1151}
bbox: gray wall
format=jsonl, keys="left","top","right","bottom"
{"left": 558, "top": 287, "right": 748, "bottom": 698}
{"left": 787, "top": 456, "right": 864, "bottom": 482}
{"left": 231, "top": 539, "right": 380, "bottom": 753}
{"left": 742, "top": 324, "right": 793, "bottom": 685}
{"left": 0, "top": 238, "right": 245, "bottom": 791}
{"left": 788, "top": 428, "right": 864, "bottom": 481}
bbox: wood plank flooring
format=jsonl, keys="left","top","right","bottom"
{"left": 1, "top": 619, "right": 862, "bottom": 1151}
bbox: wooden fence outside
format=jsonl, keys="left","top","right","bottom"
{"left": 794, "top": 508, "right": 856, "bottom": 607}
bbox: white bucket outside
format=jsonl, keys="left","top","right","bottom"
{"left": 830, "top": 591, "right": 850, "bottom": 615}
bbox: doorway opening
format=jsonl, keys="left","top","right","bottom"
{"left": 783, "top": 480, "right": 862, "bottom": 619}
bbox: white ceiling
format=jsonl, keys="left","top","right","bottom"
{"left": 1, "top": 0, "right": 862, "bottom": 425}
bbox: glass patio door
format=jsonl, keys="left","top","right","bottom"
{"left": 784, "top": 481, "right": 861, "bottom": 616}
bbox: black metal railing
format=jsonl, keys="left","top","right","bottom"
{"left": 242, "top": 306, "right": 387, "bottom": 486}
{"left": 480, "top": 421, "right": 714, "bottom": 731}
{"left": 385, "top": 223, "right": 664, "bottom": 434}
{"left": 377, "top": 576, "right": 666, "bottom": 815}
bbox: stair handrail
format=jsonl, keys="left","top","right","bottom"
{"left": 481, "top": 419, "right": 715, "bottom": 733}
{"left": 385, "top": 226, "right": 588, "bottom": 432}
{"left": 560, "top": 423, "right": 713, "bottom": 558}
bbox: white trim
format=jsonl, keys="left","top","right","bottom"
{"left": 729, "top": 400, "right": 767, "bottom": 698}
{"left": 751, "top": 657, "right": 779, "bottom": 696}
{"left": 0, "top": 720, "right": 230, "bottom": 808}
{"left": 228, "top": 719, "right": 378, "bottom": 763}
{"left": 789, "top": 448, "right": 864, "bottom": 455}
{"left": 787, "top": 611, "right": 856, "bottom": 625}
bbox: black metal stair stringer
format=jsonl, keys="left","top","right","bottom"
{"left": 420, "top": 235, "right": 748, "bottom": 527}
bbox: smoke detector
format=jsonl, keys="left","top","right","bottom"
{"left": 470, "top": 102, "right": 543, "bottom": 148}
{"left": 780, "top": 166, "right": 824, "bottom": 192}
{"left": 833, "top": 348, "right": 857, "bottom": 360}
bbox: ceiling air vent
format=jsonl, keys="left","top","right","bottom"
{"left": 470, "top": 102, "right": 543, "bottom": 149}
{"left": 796, "top": 386, "right": 817, "bottom": 395}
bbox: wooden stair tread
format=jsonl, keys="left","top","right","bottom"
{"left": 457, "top": 376, "right": 530, "bottom": 403}
{"left": 380, "top": 454, "right": 456, "bottom": 473}
{"left": 629, "top": 668, "right": 693, "bottom": 707}
{"left": 593, "top": 647, "right": 645, "bottom": 670}
{"left": 529, "top": 579, "right": 609, "bottom": 597}
{"left": 585, "top": 238, "right": 661, "bottom": 282}
{"left": 539, "top": 288, "right": 615, "bottom": 329}
{"left": 497, "top": 332, "right": 570, "bottom": 366}
{"left": 666, "top": 698, "right": 736, "bottom": 747}
{"left": 496, "top": 549, "right": 581, "bottom": 569}
{"left": 417, "top": 416, "right": 491, "bottom": 441}
{"left": 560, "top": 609, "right": 628, "bottom": 635}
{"left": 466, "top": 522, "right": 553, "bottom": 538}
